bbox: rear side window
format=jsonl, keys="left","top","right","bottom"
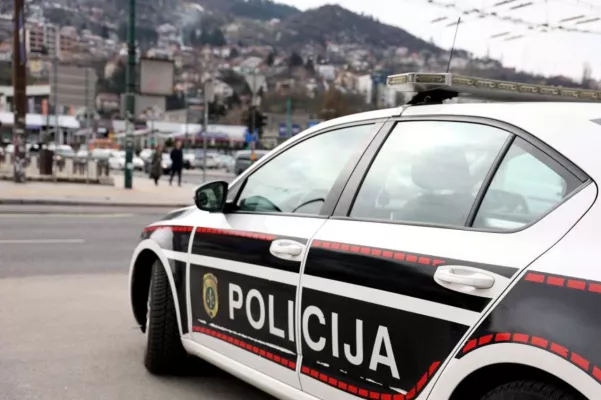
{"left": 350, "top": 121, "right": 509, "bottom": 227}
{"left": 473, "top": 138, "right": 582, "bottom": 230}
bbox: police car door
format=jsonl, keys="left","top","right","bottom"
{"left": 297, "top": 117, "right": 593, "bottom": 400}
{"left": 187, "top": 122, "right": 384, "bottom": 389}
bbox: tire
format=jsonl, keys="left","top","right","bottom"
{"left": 482, "top": 380, "right": 579, "bottom": 400}
{"left": 144, "top": 261, "right": 188, "bottom": 375}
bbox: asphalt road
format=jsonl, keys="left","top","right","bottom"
{"left": 0, "top": 205, "right": 271, "bottom": 400}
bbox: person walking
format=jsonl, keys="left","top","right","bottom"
{"left": 149, "top": 144, "right": 163, "bottom": 186}
{"left": 169, "top": 140, "right": 183, "bottom": 186}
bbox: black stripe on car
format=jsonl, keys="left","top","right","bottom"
{"left": 456, "top": 271, "right": 601, "bottom": 385}
{"left": 305, "top": 240, "right": 516, "bottom": 313}
{"left": 299, "top": 287, "right": 468, "bottom": 395}
{"left": 189, "top": 264, "right": 298, "bottom": 356}
{"left": 191, "top": 227, "right": 306, "bottom": 273}
{"left": 141, "top": 225, "right": 193, "bottom": 253}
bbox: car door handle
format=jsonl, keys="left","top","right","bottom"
{"left": 270, "top": 239, "right": 304, "bottom": 259}
{"left": 434, "top": 266, "right": 495, "bottom": 289}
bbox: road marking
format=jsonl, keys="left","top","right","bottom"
{"left": 0, "top": 239, "right": 85, "bottom": 244}
{"left": 0, "top": 213, "right": 134, "bottom": 219}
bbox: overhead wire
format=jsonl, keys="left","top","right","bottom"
{"left": 424, "top": 0, "right": 601, "bottom": 38}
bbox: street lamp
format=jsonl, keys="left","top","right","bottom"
{"left": 123, "top": 0, "right": 136, "bottom": 189}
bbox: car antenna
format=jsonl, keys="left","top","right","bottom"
{"left": 446, "top": 17, "right": 461, "bottom": 73}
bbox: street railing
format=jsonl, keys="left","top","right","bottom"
{"left": 0, "top": 153, "right": 113, "bottom": 184}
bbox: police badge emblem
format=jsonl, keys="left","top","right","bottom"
{"left": 202, "top": 273, "right": 219, "bottom": 319}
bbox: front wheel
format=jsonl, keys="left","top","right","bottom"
{"left": 144, "top": 260, "right": 188, "bottom": 375}
{"left": 482, "top": 380, "right": 580, "bottom": 400}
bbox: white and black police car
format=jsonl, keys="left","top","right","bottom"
{"left": 129, "top": 72, "right": 601, "bottom": 400}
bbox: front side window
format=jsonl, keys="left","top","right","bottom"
{"left": 237, "top": 124, "right": 375, "bottom": 215}
{"left": 473, "top": 138, "right": 582, "bottom": 230}
{"left": 350, "top": 121, "right": 509, "bottom": 227}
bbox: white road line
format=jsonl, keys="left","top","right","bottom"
{"left": 0, "top": 239, "right": 86, "bottom": 244}
{"left": 0, "top": 213, "right": 134, "bottom": 218}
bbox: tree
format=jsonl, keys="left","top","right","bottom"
{"left": 229, "top": 47, "right": 240, "bottom": 59}
{"left": 288, "top": 52, "right": 303, "bottom": 68}
{"left": 320, "top": 87, "right": 349, "bottom": 120}
{"left": 305, "top": 57, "right": 315, "bottom": 73}
{"left": 265, "top": 52, "right": 275, "bottom": 67}
{"left": 209, "top": 27, "right": 227, "bottom": 46}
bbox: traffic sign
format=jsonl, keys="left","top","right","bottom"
{"left": 371, "top": 70, "right": 390, "bottom": 85}
{"left": 291, "top": 124, "right": 301, "bottom": 136}
{"left": 245, "top": 74, "right": 266, "bottom": 95}
{"left": 278, "top": 123, "right": 287, "bottom": 137}
{"left": 244, "top": 129, "right": 259, "bottom": 143}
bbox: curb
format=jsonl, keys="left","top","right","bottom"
{"left": 0, "top": 198, "right": 190, "bottom": 208}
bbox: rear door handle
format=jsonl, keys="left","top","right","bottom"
{"left": 269, "top": 239, "right": 305, "bottom": 261}
{"left": 434, "top": 266, "right": 495, "bottom": 290}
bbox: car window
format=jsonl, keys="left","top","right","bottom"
{"left": 237, "top": 124, "right": 375, "bottom": 215}
{"left": 350, "top": 121, "right": 509, "bottom": 227}
{"left": 473, "top": 138, "right": 582, "bottom": 230}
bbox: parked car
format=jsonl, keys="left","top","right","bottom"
{"left": 233, "top": 149, "right": 270, "bottom": 175}
{"left": 191, "top": 150, "right": 218, "bottom": 169}
{"left": 53, "top": 145, "right": 75, "bottom": 168}
{"left": 215, "top": 154, "right": 235, "bottom": 170}
{"left": 129, "top": 72, "right": 601, "bottom": 400}
{"left": 183, "top": 150, "right": 196, "bottom": 169}
{"left": 107, "top": 150, "right": 144, "bottom": 171}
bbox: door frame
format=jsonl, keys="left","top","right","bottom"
{"left": 184, "top": 118, "right": 395, "bottom": 387}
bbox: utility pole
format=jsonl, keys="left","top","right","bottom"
{"left": 124, "top": 0, "right": 136, "bottom": 189}
{"left": 286, "top": 97, "right": 291, "bottom": 137}
{"left": 12, "top": 0, "right": 27, "bottom": 182}
{"left": 202, "top": 79, "right": 214, "bottom": 183}
{"left": 243, "top": 70, "right": 264, "bottom": 159}
{"left": 85, "top": 67, "right": 91, "bottom": 150}
{"left": 52, "top": 56, "right": 58, "bottom": 144}
{"left": 184, "top": 89, "right": 189, "bottom": 148}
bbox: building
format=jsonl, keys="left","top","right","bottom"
{"left": 25, "top": 21, "right": 59, "bottom": 57}
{"left": 24, "top": 21, "right": 77, "bottom": 60}
{"left": 50, "top": 64, "right": 97, "bottom": 112}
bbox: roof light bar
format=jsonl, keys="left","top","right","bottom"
{"left": 386, "top": 72, "right": 601, "bottom": 103}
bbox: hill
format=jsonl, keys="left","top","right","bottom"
{"left": 278, "top": 5, "right": 441, "bottom": 53}
{"left": 196, "top": 0, "right": 300, "bottom": 21}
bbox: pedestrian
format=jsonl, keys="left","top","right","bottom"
{"left": 169, "top": 140, "right": 183, "bottom": 186}
{"left": 150, "top": 145, "right": 163, "bottom": 186}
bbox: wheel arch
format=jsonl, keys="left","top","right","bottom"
{"left": 428, "top": 343, "right": 597, "bottom": 400}
{"left": 449, "top": 363, "right": 586, "bottom": 400}
{"left": 128, "top": 240, "right": 184, "bottom": 335}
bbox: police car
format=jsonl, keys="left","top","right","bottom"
{"left": 129, "top": 72, "right": 601, "bottom": 400}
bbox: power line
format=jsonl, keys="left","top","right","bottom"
{"left": 424, "top": 0, "right": 601, "bottom": 36}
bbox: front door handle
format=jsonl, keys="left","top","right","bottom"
{"left": 434, "top": 266, "right": 495, "bottom": 290}
{"left": 270, "top": 239, "right": 305, "bottom": 260}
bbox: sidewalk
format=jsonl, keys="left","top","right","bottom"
{"left": 0, "top": 178, "right": 198, "bottom": 208}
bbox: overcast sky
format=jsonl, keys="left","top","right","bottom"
{"left": 276, "top": 0, "right": 601, "bottom": 81}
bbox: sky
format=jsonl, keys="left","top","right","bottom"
{"left": 275, "top": 0, "right": 601, "bottom": 82}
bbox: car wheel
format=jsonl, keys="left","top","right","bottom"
{"left": 144, "top": 260, "right": 188, "bottom": 375}
{"left": 482, "top": 380, "right": 579, "bottom": 400}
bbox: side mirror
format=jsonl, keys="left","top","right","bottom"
{"left": 194, "top": 180, "right": 228, "bottom": 212}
